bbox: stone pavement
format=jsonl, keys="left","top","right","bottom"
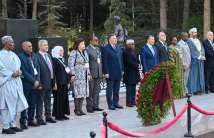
{"left": 1, "top": 93, "right": 214, "bottom": 138}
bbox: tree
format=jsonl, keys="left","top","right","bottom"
{"left": 32, "top": 0, "right": 38, "bottom": 19}
{"left": 160, "top": 0, "right": 167, "bottom": 30}
{"left": 103, "top": 0, "right": 132, "bottom": 34}
{"left": 203, "top": 0, "right": 210, "bottom": 39}
{"left": 89, "top": 0, "right": 94, "bottom": 34}
{"left": 182, "top": 0, "right": 191, "bottom": 30}
{"left": 2, "top": 0, "right": 8, "bottom": 18}
{"left": 38, "top": 0, "right": 67, "bottom": 36}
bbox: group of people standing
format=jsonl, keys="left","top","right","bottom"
{"left": 0, "top": 27, "right": 213, "bottom": 135}
{"left": 141, "top": 28, "right": 214, "bottom": 97}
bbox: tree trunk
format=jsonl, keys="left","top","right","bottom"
{"left": 89, "top": 0, "right": 94, "bottom": 35}
{"left": 160, "top": 0, "right": 167, "bottom": 30}
{"left": 32, "top": 0, "right": 38, "bottom": 19}
{"left": 182, "top": 0, "right": 190, "bottom": 30}
{"left": 2, "top": 0, "right": 8, "bottom": 18}
{"left": 203, "top": 0, "right": 210, "bottom": 39}
{"left": 131, "top": 0, "right": 135, "bottom": 32}
{"left": 24, "top": 0, "right": 27, "bottom": 18}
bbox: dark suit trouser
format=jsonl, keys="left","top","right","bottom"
{"left": 20, "top": 89, "right": 38, "bottom": 124}
{"left": 36, "top": 89, "right": 52, "bottom": 120}
{"left": 125, "top": 84, "right": 136, "bottom": 105}
{"left": 106, "top": 79, "right": 120, "bottom": 108}
{"left": 44, "top": 89, "right": 52, "bottom": 118}
{"left": 205, "top": 65, "right": 214, "bottom": 92}
{"left": 86, "top": 78, "right": 101, "bottom": 110}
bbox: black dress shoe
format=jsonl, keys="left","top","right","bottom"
{"left": 46, "top": 117, "right": 57, "bottom": 123}
{"left": 115, "top": 104, "right": 123, "bottom": 109}
{"left": 55, "top": 117, "right": 64, "bottom": 121}
{"left": 2, "top": 128, "right": 16, "bottom": 134}
{"left": 37, "top": 119, "right": 47, "bottom": 125}
{"left": 28, "top": 121, "right": 39, "bottom": 127}
{"left": 109, "top": 105, "right": 116, "bottom": 110}
{"left": 63, "top": 116, "right": 69, "bottom": 120}
{"left": 93, "top": 107, "right": 104, "bottom": 111}
{"left": 20, "top": 124, "right": 28, "bottom": 129}
{"left": 126, "top": 104, "right": 134, "bottom": 107}
{"left": 87, "top": 109, "right": 94, "bottom": 113}
{"left": 80, "top": 111, "right": 86, "bottom": 115}
{"left": 10, "top": 127, "right": 23, "bottom": 132}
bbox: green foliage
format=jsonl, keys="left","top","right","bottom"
{"left": 137, "top": 62, "right": 181, "bottom": 125}
{"left": 103, "top": 0, "right": 132, "bottom": 34}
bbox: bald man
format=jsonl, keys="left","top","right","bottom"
{"left": 203, "top": 31, "right": 214, "bottom": 93}
{"left": 18, "top": 41, "right": 42, "bottom": 129}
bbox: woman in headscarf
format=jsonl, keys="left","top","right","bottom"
{"left": 51, "top": 46, "right": 70, "bottom": 120}
{"left": 68, "top": 38, "right": 91, "bottom": 116}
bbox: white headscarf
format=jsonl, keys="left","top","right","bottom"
{"left": 189, "top": 27, "right": 197, "bottom": 34}
{"left": 1, "top": 35, "right": 14, "bottom": 45}
{"left": 51, "top": 46, "right": 64, "bottom": 58}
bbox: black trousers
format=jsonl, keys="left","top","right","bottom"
{"left": 106, "top": 79, "right": 121, "bottom": 108}
{"left": 86, "top": 78, "right": 101, "bottom": 111}
{"left": 205, "top": 65, "right": 214, "bottom": 92}
{"left": 125, "top": 84, "right": 136, "bottom": 105}
{"left": 20, "top": 89, "right": 39, "bottom": 124}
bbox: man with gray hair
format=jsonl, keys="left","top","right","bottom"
{"left": 36, "top": 39, "right": 56, "bottom": 125}
{"left": 0, "top": 36, "right": 28, "bottom": 134}
{"left": 203, "top": 31, "right": 214, "bottom": 93}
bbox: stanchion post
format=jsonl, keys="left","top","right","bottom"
{"left": 90, "top": 131, "right": 96, "bottom": 138}
{"left": 103, "top": 112, "right": 108, "bottom": 138}
{"left": 184, "top": 94, "right": 194, "bottom": 137}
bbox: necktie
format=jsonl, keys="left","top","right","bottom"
{"left": 44, "top": 53, "right": 53, "bottom": 79}
{"left": 150, "top": 46, "right": 155, "bottom": 56}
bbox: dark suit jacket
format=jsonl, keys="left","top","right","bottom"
{"left": 102, "top": 44, "right": 123, "bottom": 80}
{"left": 123, "top": 48, "right": 140, "bottom": 84}
{"left": 86, "top": 45, "right": 102, "bottom": 78}
{"left": 156, "top": 41, "right": 168, "bottom": 62}
{"left": 140, "top": 44, "right": 159, "bottom": 73}
{"left": 203, "top": 39, "right": 214, "bottom": 68}
{"left": 52, "top": 57, "right": 69, "bottom": 85}
{"left": 36, "top": 52, "right": 54, "bottom": 90}
{"left": 19, "top": 52, "right": 40, "bottom": 91}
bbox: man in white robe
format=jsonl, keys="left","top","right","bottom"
{"left": 186, "top": 28, "right": 206, "bottom": 94}
{"left": 0, "top": 36, "right": 28, "bottom": 134}
{"left": 177, "top": 32, "right": 191, "bottom": 94}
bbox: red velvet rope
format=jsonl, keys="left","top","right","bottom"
{"left": 100, "top": 125, "right": 106, "bottom": 138}
{"left": 104, "top": 104, "right": 188, "bottom": 137}
{"left": 191, "top": 103, "right": 214, "bottom": 115}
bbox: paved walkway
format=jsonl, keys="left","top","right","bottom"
{"left": 1, "top": 93, "right": 214, "bottom": 138}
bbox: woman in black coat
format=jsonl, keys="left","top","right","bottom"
{"left": 51, "top": 46, "right": 70, "bottom": 120}
{"left": 123, "top": 39, "right": 140, "bottom": 107}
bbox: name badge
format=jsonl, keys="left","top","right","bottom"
{"left": 34, "top": 68, "right": 38, "bottom": 75}
{"left": 85, "top": 63, "right": 89, "bottom": 68}
{"left": 65, "top": 67, "right": 71, "bottom": 74}
{"left": 97, "top": 58, "right": 101, "bottom": 64}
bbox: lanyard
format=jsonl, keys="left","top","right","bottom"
{"left": 78, "top": 50, "right": 88, "bottom": 63}
{"left": 57, "top": 58, "right": 67, "bottom": 68}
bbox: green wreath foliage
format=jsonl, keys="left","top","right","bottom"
{"left": 137, "top": 62, "right": 182, "bottom": 125}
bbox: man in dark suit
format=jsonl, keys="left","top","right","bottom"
{"left": 86, "top": 36, "right": 104, "bottom": 113}
{"left": 203, "top": 31, "right": 214, "bottom": 93}
{"left": 103, "top": 34, "right": 123, "bottom": 110}
{"left": 140, "top": 35, "right": 159, "bottom": 73}
{"left": 156, "top": 31, "right": 168, "bottom": 62}
{"left": 36, "top": 39, "right": 56, "bottom": 124}
{"left": 19, "top": 41, "right": 42, "bottom": 129}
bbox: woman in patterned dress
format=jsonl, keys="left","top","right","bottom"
{"left": 68, "top": 38, "right": 91, "bottom": 116}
